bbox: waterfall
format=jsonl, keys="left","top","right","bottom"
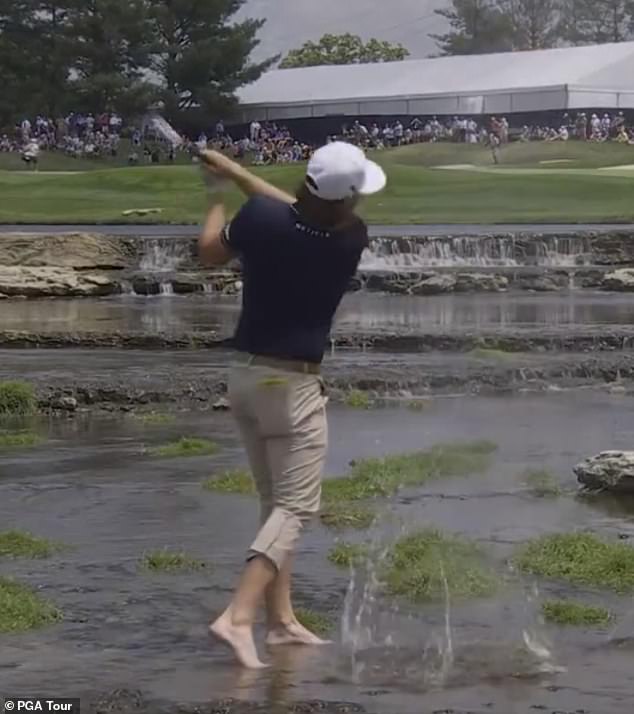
{"left": 361, "top": 235, "right": 593, "bottom": 272}
{"left": 139, "top": 238, "right": 192, "bottom": 273}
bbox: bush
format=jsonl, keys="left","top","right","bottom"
{"left": 0, "top": 381, "right": 36, "bottom": 416}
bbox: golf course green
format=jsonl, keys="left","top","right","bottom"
{"left": 3, "top": 141, "right": 634, "bottom": 224}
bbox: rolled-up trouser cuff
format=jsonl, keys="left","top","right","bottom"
{"left": 247, "top": 506, "right": 307, "bottom": 571}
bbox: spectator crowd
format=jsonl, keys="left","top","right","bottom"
{"left": 3, "top": 109, "right": 634, "bottom": 169}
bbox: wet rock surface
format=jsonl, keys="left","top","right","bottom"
{"left": 575, "top": 451, "right": 634, "bottom": 493}
{"left": 601, "top": 268, "right": 634, "bottom": 292}
{"left": 4, "top": 326, "right": 634, "bottom": 354}
{"left": 0, "top": 232, "right": 137, "bottom": 269}
{"left": 0, "top": 267, "right": 120, "bottom": 297}
{"left": 4, "top": 347, "right": 634, "bottom": 414}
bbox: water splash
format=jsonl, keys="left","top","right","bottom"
{"left": 159, "top": 282, "right": 174, "bottom": 296}
{"left": 203, "top": 283, "right": 215, "bottom": 295}
{"left": 520, "top": 582, "right": 563, "bottom": 674}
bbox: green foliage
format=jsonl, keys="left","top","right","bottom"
{"left": 327, "top": 542, "right": 369, "bottom": 568}
{"left": 385, "top": 529, "right": 498, "bottom": 602}
{"left": 0, "top": 0, "right": 270, "bottom": 125}
{"left": 469, "top": 347, "right": 515, "bottom": 361}
{"left": 0, "top": 530, "right": 60, "bottom": 559}
{"left": 202, "top": 469, "right": 255, "bottom": 494}
{"left": 147, "top": 0, "right": 273, "bottom": 120}
{"left": 0, "top": 431, "right": 40, "bottom": 450}
{"left": 344, "top": 389, "right": 373, "bottom": 409}
{"left": 0, "top": 381, "right": 36, "bottom": 416}
{"left": 141, "top": 549, "right": 207, "bottom": 572}
{"left": 0, "top": 578, "right": 62, "bottom": 633}
{"left": 294, "top": 608, "right": 333, "bottom": 636}
{"left": 320, "top": 503, "right": 376, "bottom": 530}
{"left": 280, "top": 32, "right": 409, "bottom": 69}
{"left": 523, "top": 469, "right": 562, "bottom": 497}
{"left": 560, "top": 0, "right": 633, "bottom": 44}
{"left": 407, "top": 399, "right": 432, "bottom": 411}
{"left": 515, "top": 532, "right": 634, "bottom": 593}
{"left": 542, "top": 599, "right": 612, "bottom": 626}
{"left": 148, "top": 437, "right": 219, "bottom": 458}
{"left": 322, "top": 441, "right": 496, "bottom": 503}
{"left": 433, "top": 0, "right": 514, "bottom": 55}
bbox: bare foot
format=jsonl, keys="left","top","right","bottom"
{"left": 266, "top": 620, "right": 333, "bottom": 646}
{"left": 209, "top": 613, "right": 269, "bottom": 669}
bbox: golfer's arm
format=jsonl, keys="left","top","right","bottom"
{"left": 199, "top": 200, "right": 232, "bottom": 267}
{"left": 229, "top": 164, "right": 296, "bottom": 205}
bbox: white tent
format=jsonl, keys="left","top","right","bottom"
{"left": 237, "top": 41, "right": 634, "bottom": 121}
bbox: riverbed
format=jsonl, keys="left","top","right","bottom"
{"left": 1, "top": 391, "right": 634, "bottom": 714}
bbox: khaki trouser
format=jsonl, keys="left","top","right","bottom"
{"left": 228, "top": 364, "right": 328, "bottom": 571}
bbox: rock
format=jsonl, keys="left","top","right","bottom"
{"left": 574, "top": 451, "right": 634, "bottom": 493}
{"left": 601, "top": 269, "right": 634, "bottom": 292}
{"left": 0, "top": 267, "right": 119, "bottom": 298}
{"left": 0, "top": 293, "right": 6, "bottom": 299}
{"left": 519, "top": 275, "right": 567, "bottom": 292}
{"left": 212, "top": 397, "right": 231, "bottom": 411}
{"left": 50, "top": 395, "right": 78, "bottom": 411}
{"left": 0, "top": 233, "right": 135, "bottom": 269}
{"left": 454, "top": 273, "right": 508, "bottom": 293}
{"left": 171, "top": 275, "right": 204, "bottom": 294}
{"left": 411, "top": 274, "right": 457, "bottom": 295}
{"left": 131, "top": 276, "right": 161, "bottom": 296}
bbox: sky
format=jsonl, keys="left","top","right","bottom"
{"left": 235, "top": 0, "right": 450, "bottom": 64}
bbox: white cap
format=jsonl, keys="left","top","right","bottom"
{"left": 305, "top": 141, "right": 386, "bottom": 201}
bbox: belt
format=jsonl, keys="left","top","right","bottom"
{"left": 246, "top": 355, "right": 321, "bottom": 375}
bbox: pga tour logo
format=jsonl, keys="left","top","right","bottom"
{"left": 4, "top": 702, "right": 77, "bottom": 712}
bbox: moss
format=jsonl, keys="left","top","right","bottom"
{"left": 542, "top": 600, "right": 612, "bottom": 626}
{"left": 295, "top": 607, "right": 333, "bottom": 636}
{"left": 327, "top": 542, "right": 369, "bottom": 568}
{"left": 515, "top": 532, "right": 634, "bottom": 593}
{"left": 0, "top": 381, "right": 37, "bottom": 416}
{"left": 148, "top": 437, "right": 220, "bottom": 458}
{"left": 322, "top": 440, "right": 497, "bottom": 503}
{"left": 0, "top": 531, "right": 61, "bottom": 559}
{"left": 141, "top": 549, "right": 208, "bottom": 573}
{"left": 407, "top": 399, "right": 432, "bottom": 412}
{"left": 132, "top": 412, "right": 176, "bottom": 425}
{"left": 469, "top": 348, "right": 515, "bottom": 361}
{"left": 385, "top": 529, "right": 498, "bottom": 603}
{"left": 523, "top": 469, "right": 562, "bottom": 497}
{"left": 320, "top": 503, "right": 376, "bottom": 530}
{"left": 0, "top": 578, "right": 62, "bottom": 633}
{"left": 0, "top": 431, "right": 41, "bottom": 450}
{"left": 202, "top": 469, "right": 255, "bottom": 495}
{"left": 344, "top": 389, "right": 373, "bottom": 409}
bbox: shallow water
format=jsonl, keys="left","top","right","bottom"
{"left": 3, "top": 291, "right": 634, "bottom": 336}
{"left": 1, "top": 391, "right": 634, "bottom": 713}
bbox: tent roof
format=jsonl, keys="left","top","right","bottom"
{"left": 238, "top": 41, "right": 634, "bottom": 108}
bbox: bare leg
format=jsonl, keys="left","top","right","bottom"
{"left": 265, "top": 557, "right": 331, "bottom": 646}
{"left": 210, "top": 555, "right": 277, "bottom": 668}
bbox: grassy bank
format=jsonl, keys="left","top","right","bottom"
{"left": 4, "top": 143, "right": 634, "bottom": 224}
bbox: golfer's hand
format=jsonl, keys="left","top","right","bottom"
{"left": 199, "top": 150, "right": 240, "bottom": 180}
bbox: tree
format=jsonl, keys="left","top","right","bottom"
{"left": 279, "top": 33, "right": 410, "bottom": 69}
{"left": 432, "top": 0, "right": 514, "bottom": 55}
{"left": 147, "top": 0, "right": 272, "bottom": 121}
{"left": 498, "top": 0, "right": 562, "bottom": 50}
{"left": 67, "top": 0, "right": 154, "bottom": 115}
{"left": 0, "top": 1, "right": 74, "bottom": 123}
{"left": 561, "top": 0, "right": 633, "bottom": 44}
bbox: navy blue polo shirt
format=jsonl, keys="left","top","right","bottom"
{"left": 222, "top": 195, "right": 368, "bottom": 364}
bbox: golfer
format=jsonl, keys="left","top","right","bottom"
{"left": 198, "top": 142, "right": 386, "bottom": 668}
